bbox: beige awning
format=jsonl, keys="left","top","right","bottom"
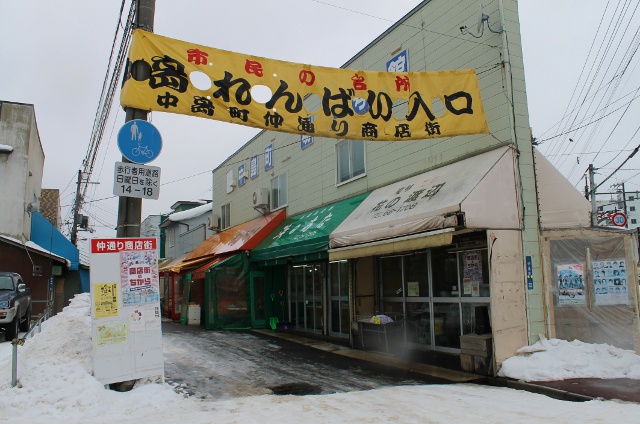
{"left": 329, "top": 228, "right": 454, "bottom": 260}
{"left": 329, "top": 146, "right": 519, "bottom": 250}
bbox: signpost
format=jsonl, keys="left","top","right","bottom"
{"left": 113, "top": 162, "right": 160, "bottom": 200}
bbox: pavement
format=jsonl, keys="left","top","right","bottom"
{"left": 252, "top": 328, "right": 640, "bottom": 404}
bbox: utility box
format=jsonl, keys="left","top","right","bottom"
{"left": 460, "top": 333, "right": 493, "bottom": 376}
{"left": 188, "top": 304, "right": 201, "bottom": 325}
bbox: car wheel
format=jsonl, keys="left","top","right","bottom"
{"left": 4, "top": 310, "right": 19, "bottom": 341}
{"left": 19, "top": 306, "right": 31, "bottom": 332}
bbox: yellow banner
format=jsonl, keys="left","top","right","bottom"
{"left": 120, "top": 30, "right": 489, "bottom": 141}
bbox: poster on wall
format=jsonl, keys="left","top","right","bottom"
{"left": 120, "top": 250, "right": 160, "bottom": 306}
{"left": 463, "top": 250, "right": 483, "bottom": 297}
{"left": 90, "top": 238, "right": 164, "bottom": 385}
{"left": 593, "top": 258, "right": 629, "bottom": 306}
{"left": 557, "top": 263, "right": 586, "bottom": 306}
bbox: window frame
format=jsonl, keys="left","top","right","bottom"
{"left": 221, "top": 203, "right": 231, "bottom": 230}
{"left": 335, "top": 139, "right": 366, "bottom": 186}
{"left": 270, "top": 172, "right": 288, "bottom": 211}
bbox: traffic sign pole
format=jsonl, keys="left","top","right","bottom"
{"left": 116, "top": 0, "right": 155, "bottom": 238}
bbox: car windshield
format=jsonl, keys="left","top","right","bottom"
{"left": 0, "top": 276, "right": 14, "bottom": 290}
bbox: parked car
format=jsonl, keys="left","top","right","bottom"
{"left": 0, "top": 272, "right": 32, "bottom": 341}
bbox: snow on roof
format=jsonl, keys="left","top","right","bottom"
{"left": 168, "top": 202, "right": 212, "bottom": 222}
{"left": 0, "top": 234, "right": 71, "bottom": 267}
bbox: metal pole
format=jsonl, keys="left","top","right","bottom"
{"left": 589, "top": 164, "right": 597, "bottom": 226}
{"left": 116, "top": 0, "right": 155, "bottom": 238}
{"left": 11, "top": 339, "right": 18, "bottom": 387}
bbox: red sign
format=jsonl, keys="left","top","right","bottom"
{"left": 91, "top": 238, "right": 157, "bottom": 253}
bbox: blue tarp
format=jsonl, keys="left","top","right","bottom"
{"left": 30, "top": 211, "right": 80, "bottom": 271}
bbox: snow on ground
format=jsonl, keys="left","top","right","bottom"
{"left": 1, "top": 294, "right": 639, "bottom": 423}
{"left": 498, "top": 336, "right": 640, "bottom": 382}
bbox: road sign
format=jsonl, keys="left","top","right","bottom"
{"left": 611, "top": 212, "right": 627, "bottom": 227}
{"left": 117, "top": 120, "right": 162, "bottom": 164}
{"left": 113, "top": 161, "right": 160, "bottom": 200}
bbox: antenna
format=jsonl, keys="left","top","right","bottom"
{"left": 460, "top": 3, "right": 503, "bottom": 37}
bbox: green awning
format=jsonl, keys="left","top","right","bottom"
{"left": 250, "top": 193, "right": 369, "bottom": 266}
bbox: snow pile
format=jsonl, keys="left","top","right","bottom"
{"left": 0, "top": 293, "right": 185, "bottom": 421}
{"left": 498, "top": 336, "right": 640, "bottom": 381}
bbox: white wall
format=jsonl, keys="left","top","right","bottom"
{"left": 0, "top": 102, "right": 44, "bottom": 240}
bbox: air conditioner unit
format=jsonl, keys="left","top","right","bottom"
{"left": 208, "top": 213, "right": 220, "bottom": 231}
{"left": 253, "top": 188, "right": 270, "bottom": 209}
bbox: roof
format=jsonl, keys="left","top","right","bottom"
{"left": 0, "top": 234, "right": 70, "bottom": 266}
{"left": 167, "top": 202, "right": 212, "bottom": 222}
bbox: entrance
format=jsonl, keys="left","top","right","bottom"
{"left": 290, "top": 262, "right": 325, "bottom": 334}
{"left": 250, "top": 271, "right": 266, "bottom": 328}
{"left": 380, "top": 242, "right": 490, "bottom": 352}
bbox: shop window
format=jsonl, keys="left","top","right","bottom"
{"left": 336, "top": 139, "right": 365, "bottom": 184}
{"left": 221, "top": 203, "right": 230, "bottom": 230}
{"left": 271, "top": 172, "right": 288, "bottom": 210}
{"left": 430, "top": 247, "right": 460, "bottom": 297}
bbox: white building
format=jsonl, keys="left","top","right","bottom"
{"left": 0, "top": 101, "right": 44, "bottom": 240}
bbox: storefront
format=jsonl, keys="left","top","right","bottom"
{"left": 329, "top": 147, "right": 528, "bottom": 359}
{"left": 250, "top": 193, "right": 369, "bottom": 338}
{"left": 541, "top": 227, "right": 640, "bottom": 351}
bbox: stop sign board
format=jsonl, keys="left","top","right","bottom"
{"left": 611, "top": 212, "right": 627, "bottom": 227}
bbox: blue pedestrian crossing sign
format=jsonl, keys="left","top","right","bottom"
{"left": 117, "top": 120, "right": 162, "bottom": 164}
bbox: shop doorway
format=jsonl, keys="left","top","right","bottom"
{"left": 290, "top": 262, "right": 325, "bottom": 334}
{"left": 328, "top": 260, "right": 350, "bottom": 338}
{"left": 380, "top": 245, "right": 490, "bottom": 353}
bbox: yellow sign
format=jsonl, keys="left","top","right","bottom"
{"left": 121, "top": 30, "right": 489, "bottom": 141}
{"left": 94, "top": 282, "right": 119, "bottom": 318}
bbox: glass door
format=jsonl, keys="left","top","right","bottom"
{"left": 249, "top": 271, "right": 266, "bottom": 328}
{"left": 329, "top": 260, "right": 349, "bottom": 338}
{"left": 290, "top": 263, "right": 325, "bottom": 334}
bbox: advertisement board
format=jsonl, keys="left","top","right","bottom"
{"left": 90, "top": 238, "right": 164, "bottom": 385}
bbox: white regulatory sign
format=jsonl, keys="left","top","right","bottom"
{"left": 113, "top": 161, "right": 160, "bottom": 200}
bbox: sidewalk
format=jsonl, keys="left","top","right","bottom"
{"left": 254, "top": 329, "right": 640, "bottom": 403}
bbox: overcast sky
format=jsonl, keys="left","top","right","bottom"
{"left": 2, "top": 1, "right": 639, "bottom": 246}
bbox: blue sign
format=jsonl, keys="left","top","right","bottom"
{"left": 301, "top": 134, "right": 313, "bottom": 149}
{"left": 117, "top": 120, "right": 162, "bottom": 164}
{"left": 264, "top": 144, "right": 273, "bottom": 170}
{"left": 238, "top": 163, "right": 246, "bottom": 187}
{"left": 250, "top": 155, "right": 259, "bottom": 179}
{"left": 526, "top": 256, "right": 533, "bottom": 290}
{"left": 352, "top": 97, "right": 370, "bottom": 115}
{"left": 386, "top": 49, "right": 408, "bottom": 72}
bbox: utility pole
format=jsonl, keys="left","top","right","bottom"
{"left": 116, "top": 0, "right": 156, "bottom": 237}
{"left": 621, "top": 182, "right": 628, "bottom": 228}
{"left": 70, "top": 170, "right": 83, "bottom": 245}
{"left": 589, "top": 164, "right": 597, "bottom": 226}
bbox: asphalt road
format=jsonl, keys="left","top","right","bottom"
{"left": 162, "top": 320, "right": 449, "bottom": 400}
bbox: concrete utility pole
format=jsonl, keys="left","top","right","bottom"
{"left": 589, "top": 164, "right": 597, "bottom": 226}
{"left": 70, "top": 170, "right": 83, "bottom": 245}
{"left": 116, "top": 0, "right": 155, "bottom": 237}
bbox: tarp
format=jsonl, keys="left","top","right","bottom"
{"left": 204, "top": 253, "right": 251, "bottom": 330}
{"left": 183, "top": 210, "right": 286, "bottom": 263}
{"left": 250, "top": 193, "right": 369, "bottom": 265}
{"left": 329, "top": 147, "right": 519, "bottom": 249}
{"left": 120, "top": 30, "right": 489, "bottom": 142}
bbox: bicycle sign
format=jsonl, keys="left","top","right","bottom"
{"left": 117, "top": 120, "right": 162, "bottom": 164}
